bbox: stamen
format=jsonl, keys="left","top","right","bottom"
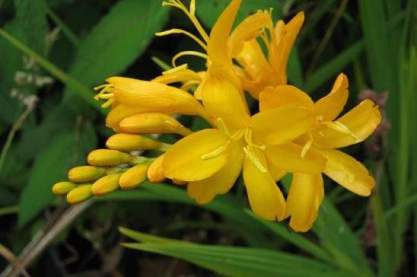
{"left": 101, "top": 98, "right": 114, "bottom": 108}
{"left": 301, "top": 134, "right": 313, "bottom": 158}
{"left": 162, "top": 0, "right": 209, "bottom": 43}
{"left": 323, "top": 121, "right": 360, "bottom": 141}
{"left": 172, "top": 51, "right": 208, "bottom": 67}
{"left": 244, "top": 146, "right": 268, "bottom": 173}
{"left": 217, "top": 117, "right": 232, "bottom": 137}
{"left": 201, "top": 141, "right": 230, "bottom": 160}
{"left": 156, "top": 29, "right": 207, "bottom": 50}
{"left": 162, "top": 64, "right": 188, "bottom": 75}
{"left": 181, "top": 80, "right": 200, "bottom": 91}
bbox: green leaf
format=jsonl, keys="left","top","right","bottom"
{"left": 14, "top": 0, "right": 48, "bottom": 54}
{"left": 196, "top": 0, "right": 283, "bottom": 28}
{"left": 121, "top": 229, "right": 345, "bottom": 277}
{"left": 305, "top": 41, "right": 364, "bottom": 92}
{"left": 313, "top": 200, "right": 372, "bottom": 276}
{"left": 18, "top": 124, "right": 96, "bottom": 226}
{"left": 62, "top": 0, "right": 169, "bottom": 107}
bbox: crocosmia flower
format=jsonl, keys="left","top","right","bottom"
{"left": 52, "top": 0, "right": 381, "bottom": 232}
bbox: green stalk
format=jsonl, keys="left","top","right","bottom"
{"left": 0, "top": 28, "right": 102, "bottom": 112}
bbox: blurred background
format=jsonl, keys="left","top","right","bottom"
{"left": 0, "top": 0, "right": 416, "bottom": 276}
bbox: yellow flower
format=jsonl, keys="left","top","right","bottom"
{"left": 259, "top": 73, "right": 381, "bottom": 231}
{"left": 156, "top": 0, "right": 302, "bottom": 99}
{"left": 160, "top": 0, "right": 325, "bottom": 221}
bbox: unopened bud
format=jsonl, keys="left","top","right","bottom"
{"left": 87, "top": 149, "right": 132, "bottom": 166}
{"left": 67, "top": 184, "right": 92, "bottom": 204}
{"left": 119, "top": 164, "right": 148, "bottom": 189}
{"left": 68, "top": 166, "right": 106, "bottom": 183}
{"left": 106, "top": 133, "right": 164, "bottom": 151}
{"left": 119, "top": 113, "right": 192, "bottom": 136}
{"left": 91, "top": 174, "right": 121, "bottom": 195}
{"left": 52, "top": 181, "right": 76, "bottom": 195}
{"left": 147, "top": 155, "right": 165, "bottom": 183}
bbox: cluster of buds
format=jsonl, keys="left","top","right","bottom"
{"left": 52, "top": 0, "right": 381, "bottom": 232}
{"left": 52, "top": 133, "right": 169, "bottom": 203}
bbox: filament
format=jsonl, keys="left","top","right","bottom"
{"left": 156, "top": 28, "right": 207, "bottom": 50}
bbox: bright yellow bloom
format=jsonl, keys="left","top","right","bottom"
{"left": 162, "top": 0, "right": 323, "bottom": 221}
{"left": 259, "top": 73, "right": 381, "bottom": 231}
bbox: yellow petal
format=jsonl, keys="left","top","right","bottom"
{"left": 107, "top": 77, "right": 206, "bottom": 116}
{"left": 147, "top": 154, "right": 166, "bottom": 183}
{"left": 187, "top": 141, "right": 244, "bottom": 204}
{"left": 67, "top": 184, "right": 93, "bottom": 204}
{"left": 243, "top": 147, "right": 286, "bottom": 220}
{"left": 87, "top": 149, "right": 132, "bottom": 166}
{"left": 321, "top": 149, "right": 375, "bottom": 196}
{"left": 235, "top": 40, "right": 274, "bottom": 98}
{"left": 106, "top": 133, "right": 163, "bottom": 151}
{"left": 52, "top": 181, "right": 76, "bottom": 195}
{"left": 91, "top": 174, "right": 121, "bottom": 195}
{"left": 201, "top": 76, "right": 250, "bottom": 131}
{"left": 119, "top": 113, "right": 192, "bottom": 136}
{"left": 259, "top": 85, "right": 313, "bottom": 112}
{"left": 287, "top": 173, "right": 324, "bottom": 232}
{"left": 314, "top": 73, "right": 349, "bottom": 121}
{"left": 270, "top": 12, "right": 305, "bottom": 83}
{"left": 163, "top": 129, "right": 229, "bottom": 182}
{"left": 68, "top": 166, "right": 106, "bottom": 183}
{"left": 119, "top": 163, "right": 148, "bottom": 189}
{"left": 265, "top": 143, "right": 326, "bottom": 174}
{"left": 230, "top": 10, "right": 271, "bottom": 56}
{"left": 207, "top": 0, "right": 241, "bottom": 66}
{"left": 313, "top": 99, "right": 381, "bottom": 149}
{"left": 251, "top": 106, "right": 314, "bottom": 145}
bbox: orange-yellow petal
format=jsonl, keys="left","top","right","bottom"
{"left": 259, "top": 85, "right": 313, "bottom": 112}
{"left": 313, "top": 99, "right": 381, "bottom": 149}
{"left": 201, "top": 76, "right": 250, "bottom": 131}
{"left": 119, "top": 113, "right": 192, "bottom": 136}
{"left": 107, "top": 77, "right": 206, "bottom": 116}
{"left": 251, "top": 106, "right": 314, "bottom": 145}
{"left": 270, "top": 12, "right": 305, "bottom": 84}
{"left": 229, "top": 10, "right": 271, "bottom": 56}
{"left": 265, "top": 143, "right": 326, "bottom": 174}
{"left": 163, "top": 129, "right": 229, "bottom": 182}
{"left": 321, "top": 149, "right": 375, "bottom": 196}
{"left": 187, "top": 141, "right": 244, "bottom": 204}
{"left": 207, "top": 0, "right": 241, "bottom": 67}
{"left": 287, "top": 173, "right": 324, "bottom": 232}
{"left": 314, "top": 73, "right": 349, "bottom": 121}
{"left": 235, "top": 39, "right": 274, "bottom": 98}
{"left": 243, "top": 147, "right": 286, "bottom": 221}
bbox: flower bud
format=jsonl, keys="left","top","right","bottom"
{"left": 68, "top": 166, "right": 106, "bottom": 183}
{"left": 52, "top": 181, "right": 76, "bottom": 195}
{"left": 119, "top": 164, "right": 148, "bottom": 189}
{"left": 106, "top": 77, "right": 205, "bottom": 115}
{"left": 87, "top": 149, "right": 132, "bottom": 166}
{"left": 147, "top": 155, "right": 165, "bottom": 183}
{"left": 67, "top": 184, "right": 92, "bottom": 204}
{"left": 106, "top": 133, "right": 163, "bottom": 151}
{"left": 172, "top": 179, "right": 187, "bottom": 186}
{"left": 91, "top": 174, "right": 121, "bottom": 195}
{"left": 119, "top": 113, "right": 192, "bottom": 136}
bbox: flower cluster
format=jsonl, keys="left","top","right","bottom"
{"left": 53, "top": 0, "right": 381, "bottom": 232}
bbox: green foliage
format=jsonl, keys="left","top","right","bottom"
{"left": 0, "top": 0, "right": 416, "bottom": 275}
